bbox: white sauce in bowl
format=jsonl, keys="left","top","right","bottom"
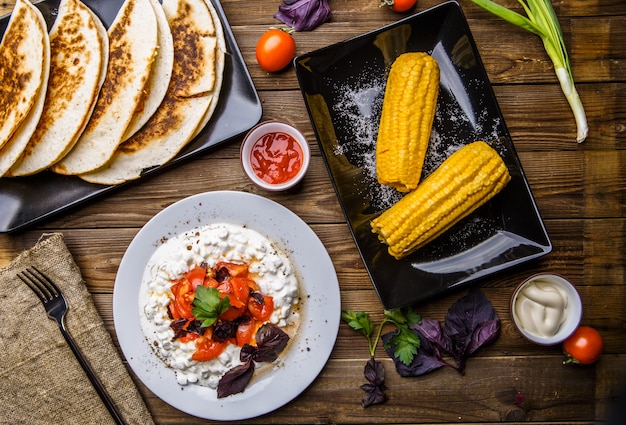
{"left": 514, "top": 278, "right": 568, "bottom": 338}
{"left": 138, "top": 223, "right": 299, "bottom": 388}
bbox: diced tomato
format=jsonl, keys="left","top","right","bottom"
{"left": 248, "top": 294, "right": 274, "bottom": 322}
{"left": 169, "top": 280, "right": 195, "bottom": 320}
{"left": 230, "top": 277, "right": 253, "bottom": 304}
{"left": 204, "top": 277, "right": 219, "bottom": 288}
{"left": 216, "top": 262, "right": 249, "bottom": 278}
{"left": 178, "top": 333, "right": 200, "bottom": 343}
{"left": 192, "top": 337, "right": 227, "bottom": 361}
{"left": 236, "top": 319, "right": 256, "bottom": 346}
{"left": 219, "top": 305, "right": 246, "bottom": 321}
{"left": 185, "top": 266, "right": 207, "bottom": 289}
{"left": 217, "top": 281, "right": 246, "bottom": 308}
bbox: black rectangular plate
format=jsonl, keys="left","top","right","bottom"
{"left": 295, "top": 1, "right": 551, "bottom": 309}
{"left": 0, "top": 0, "right": 262, "bottom": 233}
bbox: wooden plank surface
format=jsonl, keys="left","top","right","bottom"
{"left": 1, "top": 0, "right": 624, "bottom": 424}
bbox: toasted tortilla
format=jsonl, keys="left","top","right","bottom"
{"left": 122, "top": 0, "right": 174, "bottom": 141}
{"left": 52, "top": 0, "right": 159, "bottom": 175}
{"left": 80, "top": 0, "right": 225, "bottom": 185}
{"left": 0, "top": 0, "right": 48, "bottom": 155}
{"left": 7, "top": 0, "right": 108, "bottom": 176}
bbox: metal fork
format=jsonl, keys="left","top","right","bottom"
{"left": 18, "top": 266, "right": 125, "bottom": 425}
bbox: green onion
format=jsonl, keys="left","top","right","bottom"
{"left": 470, "top": 0, "right": 588, "bottom": 143}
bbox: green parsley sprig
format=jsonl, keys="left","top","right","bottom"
{"left": 192, "top": 286, "right": 231, "bottom": 327}
{"left": 341, "top": 308, "right": 421, "bottom": 366}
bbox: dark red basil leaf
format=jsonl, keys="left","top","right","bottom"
{"left": 467, "top": 319, "right": 501, "bottom": 357}
{"left": 213, "top": 320, "right": 237, "bottom": 342}
{"left": 240, "top": 343, "right": 255, "bottom": 363}
{"left": 217, "top": 359, "right": 255, "bottom": 398}
{"left": 410, "top": 317, "right": 450, "bottom": 354}
{"left": 215, "top": 266, "right": 230, "bottom": 282}
{"left": 443, "top": 288, "right": 500, "bottom": 372}
{"left": 383, "top": 330, "right": 449, "bottom": 377}
{"left": 274, "top": 0, "right": 332, "bottom": 32}
{"left": 361, "top": 382, "right": 386, "bottom": 407}
{"left": 256, "top": 323, "right": 290, "bottom": 356}
{"left": 364, "top": 357, "right": 384, "bottom": 386}
{"left": 170, "top": 319, "right": 205, "bottom": 340}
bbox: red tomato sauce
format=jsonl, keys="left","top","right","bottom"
{"left": 250, "top": 132, "right": 303, "bottom": 184}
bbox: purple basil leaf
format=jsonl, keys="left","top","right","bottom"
{"left": 443, "top": 288, "right": 500, "bottom": 372}
{"left": 364, "top": 357, "right": 385, "bottom": 386}
{"left": 383, "top": 330, "right": 449, "bottom": 377}
{"left": 240, "top": 343, "right": 256, "bottom": 363}
{"left": 275, "top": 0, "right": 332, "bottom": 32}
{"left": 253, "top": 323, "right": 290, "bottom": 362}
{"left": 213, "top": 320, "right": 237, "bottom": 342}
{"left": 410, "top": 317, "right": 451, "bottom": 354}
{"left": 467, "top": 319, "right": 501, "bottom": 356}
{"left": 360, "top": 382, "right": 386, "bottom": 407}
{"left": 217, "top": 359, "right": 255, "bottom": 398}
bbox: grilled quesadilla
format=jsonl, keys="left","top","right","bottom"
{"left": 52, "top": 0, "right": 159, "bottom": 175}
{"left": 122, "top": 0, "right": 174, "bottom": 141}
{"left": 0, "top": 0, "right": 49, "bottom": 176}
{"left": 80, "top": 0, "right": 225, "bottom": 185}
{"left": 7, "top": 0, "right": 108, "bottom": 176}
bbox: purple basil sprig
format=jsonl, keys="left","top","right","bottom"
{"left": 385, "top": 289, "right": 501, "bottom": 376}
{"left": 361, "top": 358, "right": 386, "bottom": 407}
{"left": 275, "top": 0, "right": 332, "bottom": 31}
{"left": 217, "top": 323, "right": 290, "bottom": 398}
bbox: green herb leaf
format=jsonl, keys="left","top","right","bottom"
{"left": 192, "top": 286, "right": 231, "bottom": 327}
{"left": 384, "top": 326, "right": 421, "bottom": 366}
{"left": 341, "top": 310, "right": 375, "bottom": 338}
{"left": 381, "top": 308, "right": 421, "bottom": 366}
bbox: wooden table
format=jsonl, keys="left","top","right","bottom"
{"left": 1, "top": 0, "right": 624, "bottom": 423}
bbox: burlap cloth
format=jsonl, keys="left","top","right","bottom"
{"left": 0, "top": 233, "right": 154, "bottom": 424}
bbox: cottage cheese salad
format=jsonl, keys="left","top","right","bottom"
{"left": 139, "top": 222, "right": 300, "bottom": 395}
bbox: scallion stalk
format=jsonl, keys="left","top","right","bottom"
{"left": 470, "top": 0, "right": 588, "bottom": 143}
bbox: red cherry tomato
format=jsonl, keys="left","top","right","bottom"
{"left": 381, "top": 0, "right": 417, "bottom": 13}
{"left": 563, "top": 326, "right": 604, "bottom": 365}
{"left": 236, "top": 319, "right": 256, "bottom": 346}
{"left": 192, "top": 337, "right": 227, "bottom": 361}
{"left": 248, "top": 294, "right": 274, "bottom": 322}
{"left": 256, "top": 28, "right": 296, "bottom": 72}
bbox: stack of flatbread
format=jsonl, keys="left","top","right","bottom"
{"left": 0, "top": 0, "right": 225, "bottom": 185}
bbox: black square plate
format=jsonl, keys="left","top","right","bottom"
{"left": 295, "top": 1, "right": 551, "bottom": 309}
{"left": 0, "top": 0, "right": 262, "bottom": 233}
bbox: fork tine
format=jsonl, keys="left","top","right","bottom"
{"left": 18, "top": 267, "right": 60, "bottom": 303}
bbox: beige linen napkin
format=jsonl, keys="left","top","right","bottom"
{"left": 0, "top": 233, "right": 154, "bottom": 425}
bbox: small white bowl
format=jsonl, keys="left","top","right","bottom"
{"left": 240, "top": 121, "right": 310, "bottom": 191}
{"left": 510, "top": 273, "right": 582, "bottom": 346}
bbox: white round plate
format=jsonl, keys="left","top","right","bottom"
{"left": 113, "top": 191, "right": 340, "bottom": 420}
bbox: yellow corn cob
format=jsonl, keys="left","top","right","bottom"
{"left": 371, "top": 141, "right": 511, "bottom": 259}
{"left": 376, "top": 52, "right": 440, "bottom": 192}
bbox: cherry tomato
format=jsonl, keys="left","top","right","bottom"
{"left": 256, "top": 28, "right": 296, "bottom": 72}
{"left": 185, "top": 266, "right": 207, "bottom": 289}
{"left": 381, "top": 0, "right": 417, "bottom": 13}
{"left": 192, "top": 337, "right": 227, "bottom": 361}
{"left": 169, "top": 280, "right": 195, "bottom": 320}
{"left": 563, "top": 326, "right": 604, "bottom": 365}
{"left": 248, "top": 294, "right": 274, "bottom": 322}
{"left": 236, "top": 319, "right": 257, "bottom": 346}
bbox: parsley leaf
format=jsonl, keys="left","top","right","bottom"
{"left": 192, "top": 286, "right": 231, "bottom": 327}
{"left": 382, "top": 308, "right": 421, "bottom": 366}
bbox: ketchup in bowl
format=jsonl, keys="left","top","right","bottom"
{"left": 250, "top": 132, "right": 304, "bottom": 184}
{"left": 241, "top": 121, "right": 310, "bottom": 191}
